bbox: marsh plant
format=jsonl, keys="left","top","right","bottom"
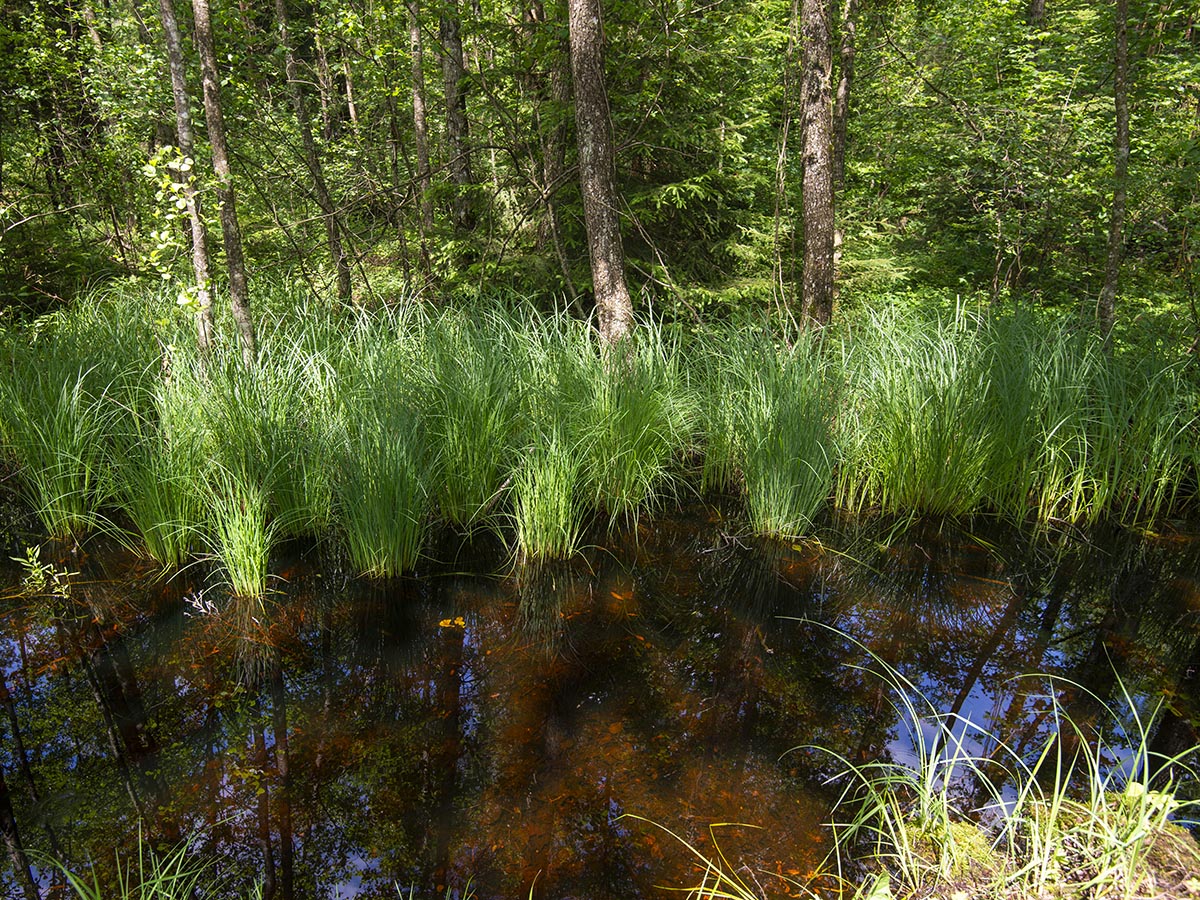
{"left": 334, "top": 387, "right": 431, "bottom": 577}
{"left": 511, "top": 427, "right": 585, "bottom": 562}
{"left": 205, "top": 468, "right": 278, "bottom": 599}
{"left": 110, "top": 387, "right": 205, "bottom": 570}
{"left": 573, "top": 328, "right": 693, "bottom": 526}
{"left": 0, "top": 344, "right": 123, "bottom": 539}
{"left": 738, "top": 339, "right": 836, "bottom": 539}
{"left": 187, "top": 347, "right": 335, "bottom": 537}
{"left": 55, "top": 830, "right": 258, "bottom": 900}
{"left": 0, "top": 289, "right": 1196, "bottom": 565}
{"left": 836, "top": 306, "right": 994, "bottom": 517}
{"left": 424, "top": 314, "right": 522, "bottom": 529}
{"left": 811, "top": 645, "right": 1200, "bottom": 900}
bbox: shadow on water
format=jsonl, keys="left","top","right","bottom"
{"left": 2, "top": 509, "right": 1200, "bottom": 897}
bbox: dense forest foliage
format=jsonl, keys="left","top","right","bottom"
{"left": 1, "top": 0, "right": 1197, "bottom": 339}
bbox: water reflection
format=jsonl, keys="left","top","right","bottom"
{"left": 1, "top": 512, "right": 1199, "bottom": 897}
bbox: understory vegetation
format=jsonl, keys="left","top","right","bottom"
{"left": 0, "top": 284, "right": 1196, "bottom": 594}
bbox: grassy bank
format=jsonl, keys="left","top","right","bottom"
{"left": 0, "top": 285, "right": 1196, "bottom": 591}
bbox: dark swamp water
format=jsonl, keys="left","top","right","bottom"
{"left": 4, "top": 505, "right": 1200, "bottom": 899}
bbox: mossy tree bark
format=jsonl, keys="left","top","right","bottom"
{"left": 568, "top": 0, "right": 633, "bottom": 344}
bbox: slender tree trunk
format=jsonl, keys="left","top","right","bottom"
{"left": 1097, "top": 0, "right": 1129, "bottom": 341}
{"left": 568, "top": 0, "right": 634, "bottom": 344}
{"left": 312, "top": 18, "right": 337, "bottom": 140}
{"left": 273, "top": 0, "right": 352, "bottom": 301}
{"left": 157, "top": 0, "right": 215, "bottom": 352}
{"left": 409, "top": 1, "right": 435, "bottom": 246}
{"left": 440, "top": 2, "right": 475, "bottom": 231}
{"left": 341, "top": 55, "right": 359, "bottom": 128}
{"left": 832, "top": 0, "right": 857, "bottom": 192}
{"left": 528, "top": 0, "right": 578, "bottom": 299}
{"left": 799, "top": 0, "right": 835, "bottom": 327}
{"left": 80, "top": 2, "right": 105, "bottom": 50}
{"left": 1026, "top": 0, "right": 1047, "bottom": 26}
{"left": 773, "top": 0, "right": 800, "bottom": 320}
{"left": 191, "top": 0, "right": 257, "bottom": 366}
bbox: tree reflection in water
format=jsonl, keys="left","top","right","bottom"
{"left": 1, "top": 510, "right": 1198, "bottom": 898}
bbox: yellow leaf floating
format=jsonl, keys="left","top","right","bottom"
{"left": 438, "top": 616, "right": 466, "bottom": 629}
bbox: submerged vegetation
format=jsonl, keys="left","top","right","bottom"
{"left": 0, "top": 286, "right": 1196, "bottom": 593}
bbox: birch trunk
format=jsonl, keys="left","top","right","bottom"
{"left": 273, "top": 0, "right": 352, "bottom": 301}
{"left": 157, "top": 0, "right": 215, "bottom": 352}
{"left": 192, "top": 0, "right": 257, "bottom": 365}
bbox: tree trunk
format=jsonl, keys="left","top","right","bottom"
{"left": 191, "top": 0, "right": 257, "bottom": 366}
{"left": 528, "top": 0, "right": 578, "bottom": 299}
{"left": 157, "top": 0, "right": 215, "bottom": 353}
{"left": 799, "top": 0, "right": 835, "bottom": 327}
{"left": 312, "top": 16, "right": 337, "bottom": 141}
{"left": 341, "top": 54, "right": 359, "bottom": 128}
{"left": 832, "top": 0, "right": 857, "bottom": 193}
{"left": 409, "top": 0, "right": 435, "bottom": 254}
{"left": 568, "top": 0, "right": 634, "bottom": 344}
{"left": 273, "top": 0, "right": 352, "bottom": 301}
{"left": 1026, "top": 0, "right": 1047, "bottom": 27}
{"left": 1097, "top": 0, "right": 1128, "bottom": 341}
{"left": 440, "top": 2, "right": 475, "bottom": 231}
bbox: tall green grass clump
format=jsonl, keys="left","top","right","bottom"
{"left": 183, "top": 337, "right": 337, "bottom": 537}
{"left": 511, "top": 427, "right": 585, "bottom": 561}
{"left": 739, "top": 336, "right": 837, "bottom": 539}
{"left": 205, "top": 467, "right": 278, "bottom": 599}
{"left": 507, "top": 312, "right": 591, "bottom": 560}
{"left": 695, "top": 326, "right": 837, "bottom": 536}
{"left": 0, "top": 341, "right": 124, "bottom": 539}
{"left": 423, "top": 311, "right": 522, "bottom": 529}
{"left": 837, "top": 305, "right": 994, "bottom": 518}
{"left": 571, "top": 325, "right": 693, "bottom": 526}
{"left": 982, "top": 313, "right": 1193, "bottom": 527}
{"left": 694, "top": 329, "right": 745, "bottom": 495}
{"left": 332, "top": 333, "right": 431, "bottom": 576}
{"left": 109, "top": 379, "right": 207, "bottom": 569}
